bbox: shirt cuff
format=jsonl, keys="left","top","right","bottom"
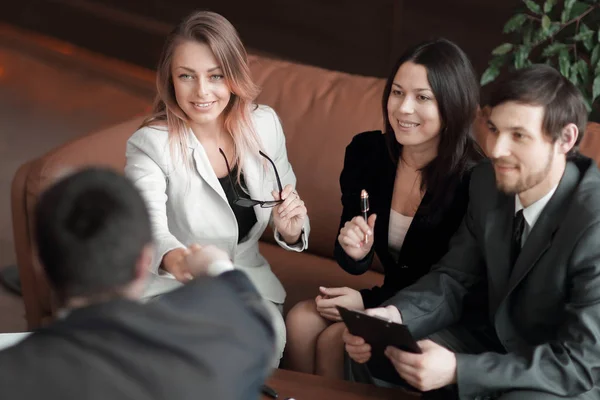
{"left": 206, "top": 260, "right": 235, "bottom": 277}
{"left": 274, "top": 228, "right": 307, "bottom": 252}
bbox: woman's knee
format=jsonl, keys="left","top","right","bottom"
{"left": 261, "top": 300, "right": 286, "bottom": 366}
{"left": 285, "top": 299, "right": 322, "bottom": 331}
{"left": 316, "top": 321, "right": 346, "bottom": 353}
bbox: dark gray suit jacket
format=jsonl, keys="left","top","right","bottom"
{"left": 0, "top": 271, "right": 274, "bottom": 400}
{"left": 385, "top": 158, "right": 600, "bottom": 399}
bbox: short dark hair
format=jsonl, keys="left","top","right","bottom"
{"left": 383, "top": 38, "right": 483, "bottom": 209}
{"left": 489, "top": 64, "right": 588, "bottom": 154}
{"left": 35, "top": 168, "right": 152, "bottom": 301}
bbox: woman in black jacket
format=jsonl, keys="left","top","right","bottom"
{"left": 286, "top": 38, "right": 484, "bottom": 379}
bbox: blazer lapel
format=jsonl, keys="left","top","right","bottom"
{"left": 484, "top": 194, "right": 514, "bottom": 308}
{"left": 374, "top": 157, "right": 397, "bottom": 267}
{"left": 187, "top": 131, "right": 228, "bottom": 203}
{"left": 241, "top": 152, "right": 271, "bottom": 224}
{"left": 506, "top": 162, "right": 581, "bottom": 291}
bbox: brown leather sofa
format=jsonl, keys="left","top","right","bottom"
{"left": 11, "top": 53, "right": 600, "bottom": 330}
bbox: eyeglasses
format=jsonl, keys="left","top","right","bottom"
{"left": 219, "top": 148, "right": 284, "bottom": 208}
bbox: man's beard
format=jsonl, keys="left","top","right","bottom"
{"left": 494, "top": 149, "right": 554, "bottom": 195}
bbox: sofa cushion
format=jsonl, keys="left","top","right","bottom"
{"left": 249, "top": 55, "right": 385, "bottom": 260}
{"left": 260, "top": 242, "right": 383, "bottom": 315}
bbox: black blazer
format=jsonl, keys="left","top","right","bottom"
{"left": 0, "top": 271, "right": 274, "bottom": 400}
{"left": 334, "top": 131, "right": 474, "bottom": 308}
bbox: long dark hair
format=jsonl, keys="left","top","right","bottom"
{"left": 383, "top": 38, "right": 483, "bottom": 209}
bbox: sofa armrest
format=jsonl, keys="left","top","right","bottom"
{"left": 10, "top": 117, "right": 145, "bottom": 329}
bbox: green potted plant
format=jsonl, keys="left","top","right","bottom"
{"left": 482, "top": 0, "right": 600, "bottom": 120}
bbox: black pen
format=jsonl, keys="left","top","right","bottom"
{"left": 361, "top": 189, "right": 370, "bottom": 244}
{"left": 261, "top": 384, "right": 278, "bottom": 399}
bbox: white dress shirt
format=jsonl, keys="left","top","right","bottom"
{"left": 515, "top": 185, "right": 558, "bottom": 246}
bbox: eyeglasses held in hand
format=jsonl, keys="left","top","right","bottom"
{"left": 219, "top": 148, "right": 284, "bottom": 208}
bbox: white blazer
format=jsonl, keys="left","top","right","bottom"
{"left": 125, "top": 105, "right": 310, "bottom": 304}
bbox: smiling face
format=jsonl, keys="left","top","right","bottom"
{"left": 171, "top": 40, "right": 232, "bottom": 130}
{"left": 386, "top": 61, "right": 442, "bottom": 152}
{"left": 487, "top": 101, "right": 560, "bottom": 200}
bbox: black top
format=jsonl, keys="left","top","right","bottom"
{"left": 218, "top": 165, "right": 258, "bottom": 243}
{"left": 334, "top": 131, "right": 475, "bottom": 308}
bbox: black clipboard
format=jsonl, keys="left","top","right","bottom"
{"left": 337, "top": 305, "right": 422, "bottom": 355}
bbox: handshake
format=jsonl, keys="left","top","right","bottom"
{"left": 162, "top": 244, "right": 233, "bottom": 282}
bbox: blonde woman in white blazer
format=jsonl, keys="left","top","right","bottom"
{"left": 125, "top": 11, "right": 309, "bottom": 366}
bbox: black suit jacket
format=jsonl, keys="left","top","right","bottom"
{"left": 0, "top": 271, "right": 274, "bottom": 400}
{"left": 334, "top": 131, "right": 473, "bottom": 308}
{"left": 386, "top": 158, "right": 600, "bottom": 399}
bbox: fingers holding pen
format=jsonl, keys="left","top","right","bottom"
{"left": 340, "top": 216, "right": 376, "bottom": 247}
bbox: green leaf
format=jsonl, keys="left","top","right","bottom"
{"left": 569, "top": 1, "right": 590, "bottom": 20}
{"left": 572, "top": 30, "right": 595, "bottom": 42}
{"left": 547, "top": 22, "right": 561, "bottom": 37}
{"left": 490, "top": 55, "right": 509, "bottom": 69}
{"left": 542, "top": 15, "right": 551, "bottom": 31}
{"left": 579, "top": 24, "right": 594, "bottom": 51}
{"left": 533, "top": 23, "right": 560, "bottom": 43}
{"left": 582, "top": 96, "right": 592, "bottom": 113}
{"left": 523, "top": 24, "right": 535, "bottom": 45}
{"left": 492, "top": 43, "right": 514, "bottom": 55}
{"left": 561, "top": 0, "right": 576, "bottom": 23}
{"left": 481, "top": 65, "right": 500, "bottom": 86}
{"left": 594, "top": 76, "right": 600, "bottom": 103}
{"left": 559, "top": 49, "right": 571, "bottom": 77}
{"left": 503, "top": 14, "right": 528, "bottom": 33}
{"left": 574, "top": 59, "right": 590, "bottom": 86}
{"left": 591, "top": 44, "right": 600, "bottom": 68}
{"left": 569, "top": 67, "right": 580, "bottom": 87}
{"left": 543, "top": 0, "right": 556, "bottom": 13}
{"left": 523, "top": 0, "right": 543, "bottom": 15}
{"left": 542, "top": 42, "right": 569, "bottom": 57}
{"left": 514, "top": 46, "right": 532, "bottom": 69}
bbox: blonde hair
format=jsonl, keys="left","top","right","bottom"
{"left": 141, "top": 11, "right": 262, "bottom": 177}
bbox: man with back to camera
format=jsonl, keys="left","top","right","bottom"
{"left": 0, "top": 168, "right": 274, "bottom": 400}
{"left": 343, "top": 64, "right": 600, "bottom": 399}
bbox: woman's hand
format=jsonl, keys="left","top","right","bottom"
{"left": 161, "top": 248, "right": 194, "bottom": 282}
{"left": 184, "top": 244, "right": 231, "bottom": 277}
{"left": 338, "top": 214, "right": 377, "bottom": 261}
{"left": 162, "top": 244, "right": 231, "bottom": 282}
{"left": 272, "top": 184, "right": 307, "bottom": 244}
{"left": 315, "top": 286, "right": 365, "bottom": 322}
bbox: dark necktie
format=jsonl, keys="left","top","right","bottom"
{"left": 511, "top": 209, "right": 525, "bottom": 267}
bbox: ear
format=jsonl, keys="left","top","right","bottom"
{"left": 556, "top": 123, "right": 578, "bottom": 155}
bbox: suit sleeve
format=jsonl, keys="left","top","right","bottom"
{"left": 265, "top": 106, "right": 311, "bottom": 251}
{"left": 156, "top": 270, "right": 275, "bottom": 398}
{"left": 456, "top": 221, "right": 600, "bottom": 399}
{"left": 334, "top": 133, "right": 378, "bottom": 275}
{"left": 383, "top": 167, "right": 486, "bottom": 339}
{"left": 125, "top": 129, "right": 185, "bottom": 273}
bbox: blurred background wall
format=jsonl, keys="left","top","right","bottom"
{"left": 1, "top": 0, "right": 521, "bottom": 79}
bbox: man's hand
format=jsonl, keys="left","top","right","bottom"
{"left": 161, "top": 247, "right": 193, "bottom": 282}
{"left": 343, "top": 328, "right": 372, "bottom": 364}
{"left": 315, "top": 286, "right": 365, "bottom": 321}
{"left": 365, "top": 305, "right": 403, "bottom": 324}
{"left": 385, "top": 339, "right": 457, "bottom": 391}
{"left": 342, "top": 305, "right": 402, "bottom": 364}
{"left": 185, "top": 244, "right": 232, "bottom": 277}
